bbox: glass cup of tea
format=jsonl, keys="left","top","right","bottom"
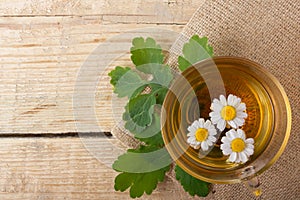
{"left": 161, "top": 56, "right": 291, "bottom": 196}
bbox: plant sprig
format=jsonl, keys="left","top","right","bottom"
{"left": 108, "top": 35, "right": 214, "bottom": 198}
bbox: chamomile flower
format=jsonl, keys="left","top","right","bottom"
{"left": 209, "top": 94, "right": 248, "bottom": 131}
{"left": 187, "top": 118, "right": 217, "bottom": 151}
{"left": 220, "top": 129, "right": 254, "bottom": 163}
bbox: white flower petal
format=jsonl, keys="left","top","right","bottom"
{"left": 246, "top": 138, "right": 254, "bottom": 144}
{"left": 224, "top": 149, "right": 232, "bottom": 156}
{"left": 221, "top": 136, "right": 231, "bottom": 144}
{"left": 208, "top": 135, "right": 217, "bottom": 142}
{"left": 217, "top": 119, "right": 226, "bottom": 131}
{"left": 226, "top": 130, "right": 236, "bottom": 140}
{"left": 206, "top": 140, "right": 213, "bottom": 146}
{"left": 220, "top": 143, "right": 225, "bottom": 150}
{"left": 209, "top": 123, "right": 216, "bottom": 129}
{"left": 208, "top": 129, "right": 217, "bottom": 136}
{"left": 233, "top": 97, "right": 241, "bottom": 107}
{"left": 220, "top": 95, "right": 227, "bottom": 106}
{"left": 247, "top": 144, "right": 254, "bottom": 150}
{"left": 201, "top": 142, "right": 209, "bottom": 151}
{"left": 229, "top": 152, "right": 237, "bottom": 162}
{"left": 212, "top": 101, "right": 223, "bottom": 111}
{"left": 220, "top": 143, "right": 230, "bottom": 150}
{"left": 236, "top": 129, "right": 246, "bottom": 140}
{"left": 213, "top": 98, "right": 221, "bottom": 104}
{"left": 204, "top": 120, "right": 211, "bottom": 128}
{"left": 221, "top": 143, "right": 231, "bottom": 150}
{"left": 194, "top": 120, "right": 202, "bottom": 128}
{"left": 236, "top": 103, "right": 246, "bottom": 111}
{"left": 228, "top": 120, "right": 237, "bottom": 128}
{"left": 233, "top": 154, "right": 238, "bottom": 163}
{"left": 192, "top": 121, "right": 198, "bottom": 128}
{"left": 237, "top": 111, "right": 248, "bottom": 119}
{"left": 211, "top": 115, "right": 221, "bottom": 124}
{"left": 240, "top": 152, "right": 248, "bottom": 163}
{"left": 210, "top": 110, "right": 222, "bottom": 118}
{"left": 222, "top": 146, "right": 232, "bottom": 155}
{"left": 187, "top": 126, "right": 196, "bottom": 133}
{"left": 198, "top": 118, "right": 205, "bottom": 127}
{"left": 233, "top": 117, "right": 245, "bottom": 127}
{"left": 244, "top": 147, "right": 254, "bottom": 156}
{"left": 209, "top": 110, "right": 219, "bottom": 117}
{"left": 228, "top": 94, "right": 234, "bottom": 105}
{"left": 239, "top": 154, "right": 244, "bottom": 163}
{"left": 187, "top": 137, "right": 197, "bottom": 145}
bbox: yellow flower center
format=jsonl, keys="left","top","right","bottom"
{"left": 231, "top": 138, "right": 246, "bottom": 152}
{"left": 195, "top": 128, "right": 208, "bottom": 142}
{"left": 221, "top": 106, "right": 236, "bottom": 121}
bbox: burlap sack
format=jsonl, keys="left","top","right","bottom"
{"left": 112, "top": 1, "right": 299, "bottom": 199}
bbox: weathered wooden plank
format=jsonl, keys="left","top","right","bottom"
{"left": 0, "top": 0, "right": 204, "bottom": 24}
{"left": 0, "top": 15, "right": 185, "bottom": 134}
{"left": 0, "top": 137, "right": 298, "bottom": 199}
{"left": 0, "top": 137, "right": 203, "bottom": 200}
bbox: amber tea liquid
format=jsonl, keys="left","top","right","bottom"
{"left": 162, "top": 57, "right": 291, "bottom": 183}
{"left": 169, "top": 64, "right": 274, "bottom": 170}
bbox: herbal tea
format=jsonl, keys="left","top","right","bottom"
{"left": 162, "top": 57, "right": 290, "bottom": 183}
{"left": 183, "top": 65, "right": 273, "bottom": 169}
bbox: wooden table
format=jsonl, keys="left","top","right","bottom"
{"left": 0, "top": 0, "right": 204, "bottom": 199}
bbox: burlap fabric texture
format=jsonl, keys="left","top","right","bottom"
{"left": 112, "top": 1, "right": 300, "bottom": 199}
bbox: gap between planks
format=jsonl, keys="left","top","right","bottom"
{"left": 0, "top": 14, "right": 186, "bottom": 25}
{"left": 0, "top": 132, "right": 112, "bottom": 138}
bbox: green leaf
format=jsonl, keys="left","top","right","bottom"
{"left": 151, "top": 64, "right": 173, "bottom": 87}
{"left": 130, "top": 37, "right": 173, "bottom": 87}
{"left": 131, "top": 37, "right": 164, "bottom": 67}
{"left": 175, "top": 165, "right": 210, "bottom": 197}
{"left": 138, "top": 133, "right": 164, "bottom": 147}
{"left": 178, "top": 35, "right": 214, "bottom": 71}
{"left": 123, "top": 84, "right": 167, "bottom": 135}
{"left": 130, "top": 85, "right": 147, "bottom": 98}
{"left": 114, "top": 172, "right": 134, "bottom": 192}
{"left": 113, "top": 145, "right": 172, "bottom": 173}
{"left": 148, "top": 83, "right": 169, "bottom": 105}
{"left": 128, "top": 94, "right": 156, "bottom": 127}
{"left": 108, "top": 66, "right": 147, "bottom": 98}
{"left": 135, "top": 113, "right": 164, "bottom": 147}
{"left": 114, "top": 166, "right": 169, "bottom": 198}
{"left": 114, "top": 69, "right": 146, "bottom": 98}
{"left": 178, "top": 56, "right": 193, "bottom": 72}
{"left": 113, "top": 145, "right": 171, "bottom": 198}
{"left": 108, "top": 66, "right": 131, "bottom": 86}
{"left": 137, "top": 63, "right": 173, "bottom": 87}
{"left": 123, "top": 104, "right": 146, "bottom": 134}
